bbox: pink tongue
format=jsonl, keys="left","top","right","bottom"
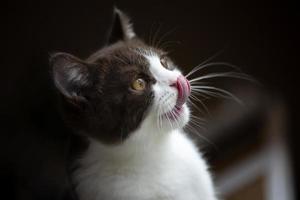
{"left": 175, "top": 75, "right": 191, "bottom": 108}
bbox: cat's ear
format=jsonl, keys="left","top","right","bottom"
{"left": 107, "top": 7, "right": 136, "bottom": 44}
{"left": 50, "top": 52, "right": 92, "bottom": 102}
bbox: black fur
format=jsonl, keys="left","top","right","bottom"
{"left": 51, "top": 10, "right": 161, "bottom": 144}
{"left": 107, "top": 8, "right": 135, "bottom": 44}
{"left": 51, "top": 43, "right": 157, "bottom": 144}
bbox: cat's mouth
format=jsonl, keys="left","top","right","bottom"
{"left": 164, "top": 75, "right": 191, "bottom": 120}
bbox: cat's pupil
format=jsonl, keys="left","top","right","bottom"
{"left": 132, "top": 78, "right": 146, "bottom": 91}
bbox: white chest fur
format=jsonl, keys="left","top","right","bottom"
{"left": 73, "top": 130, "right": 217, "bottom": 200}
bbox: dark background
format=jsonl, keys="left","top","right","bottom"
{"left": 0, "top": 0, "right": 298, "bottom": 199}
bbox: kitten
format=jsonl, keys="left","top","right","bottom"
{"left": 50, "top": 8, "right": 218, "bottom": 200}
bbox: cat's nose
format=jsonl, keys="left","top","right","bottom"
{"left": 170, "top": 75, "right": 191, "bottom": 106}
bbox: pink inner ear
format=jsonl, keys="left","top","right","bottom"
{"left": 175, "top": 75, "right": 191, "bottom": 108}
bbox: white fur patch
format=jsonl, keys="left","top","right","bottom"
{"left": 74, "top": 130, "right": 217, "bottom": 200}
{"left": 145, "top": 54, "right": 189, "bottom": 128}
{"left": 146, "top": 54, "right": 181, "bottom": 85}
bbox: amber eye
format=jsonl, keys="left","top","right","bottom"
{"left": 132, "top": 78, "right": 146, "bottom": 91}
{"left": 160, "top": 56, "right": 169, "bottom": 69}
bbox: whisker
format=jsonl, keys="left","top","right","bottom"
{"left": 187, "top": 98, "right": 206, "bottom": 115}
{"left": 186, "top": 61, "right": 242, "bottom": 79}
{"left": 185, "top": 123, "right": 217, "bottom": 149}
{"left": 185, "top": 48, "right": 226, "bottom": 78}
{"left": 192, "top": 89, "right": 226, "bottom": 99}
{"left": 158, "top": 41, "right": 181, "bottom": 52}
{"left": 189, "top": 94, "right": 211, "bottom": 116}
{"left": 152, "top": 23, "right": 162, "bottom": 48}
{"left": 189, "top": 118, "right": 207, "bottom": 132}
{"left": 159, "top": 109, "right": 162, "bottom": 130}
{"left": 190, "top": 90, "right": 210, "bottom": 99}
{"left": 156, "top": 106, "right": 161, "bottom": 130}
{"left": 165, "top": 106, "right": 174, "bottom": 130}
{"left": 148, "top": 22, "right": 155, "bottom": 47}
{"left": 191, "top": 86, "right": 243, "bottom": 105}
{"left": 189, "top": 71, "right": 254, "bottom": 83}
{"left": 167, "top": 104, "right": 180, "bottom": 128}
{"left": 190, "top": 114, "right": 207, "bottom": 124}
{"left": 155, "top": 27, "right": 178, "bottom": 49}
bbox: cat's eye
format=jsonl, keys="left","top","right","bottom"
{"left": 132, "top": 78, "right": 146, "bottom": 91}
{"left": 160, "top": 56, "right": 169, "bottom": 69}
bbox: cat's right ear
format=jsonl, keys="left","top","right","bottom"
{"left": 50, "top": 52, "right": 92, "bottom": 102}
{"left": 107, "top": 7, "right": 136, "bottom": 44}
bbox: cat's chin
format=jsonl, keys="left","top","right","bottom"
{"left": 164, "top": 105, "right": 184, "bottom": 121}
{"left": 160, "top": 104, "right": 190, "bottom": 130}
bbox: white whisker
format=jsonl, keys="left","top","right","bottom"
{"left": 185, "top": 48, "right": 226, "bottom": 78}
{"left": 189, "top": 71, "right": 254, "bottom": 83}
{"left": 167, "top": 104, "right": 180, "bottom": 128}
{"left": 186, "top": 62, "right": 242, "bottom": 78}
{"left": 185, "top": 122, "right": 217, "bottom": 149}
{"left": 189, "top": 94, "right": 211, "bottom": 116}
{"left": 189, "top": 112, "right": 207, "bottom": 123}
{"left": 191, "top": 86, "right": 243, "bottom": 105}
{"left": 190, "top": 89, "right": 210, "bottom": 99}
{"left": 156, "top": 105, "right": 162, "bottom": 130}
{"left": 189, "top": 119, "right": 207, "bottom": 132}
{"left": 187, "top": 98, "right": 206, "bottom": 115}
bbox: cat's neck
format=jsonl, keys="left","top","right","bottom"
{"left": 83, "top": 128, "right": 179, "bottom": 164}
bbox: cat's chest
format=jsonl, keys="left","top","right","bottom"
{"left": 72, "top": 131, "right": 211, "bottom": 200}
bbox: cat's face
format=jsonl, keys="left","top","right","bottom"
{"left": 51, "top": 9, "right": 191, "bottom": 144}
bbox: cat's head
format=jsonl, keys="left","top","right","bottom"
{"left": 50, "top": 8, "right": 191, "bottom": 144}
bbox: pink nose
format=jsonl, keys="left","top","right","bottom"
{"left": 172, "top": 75, "right": 191, "bottom": 108}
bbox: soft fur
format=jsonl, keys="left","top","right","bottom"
{"left": 51, "top": 8, "right": 217, "bottom": 200}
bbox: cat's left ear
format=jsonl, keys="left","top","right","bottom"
{"left": 50, "top": 52, "right": 93, "bottom": 103}
{"left": 107, "top": 8, "right": 136, "bottom": 44}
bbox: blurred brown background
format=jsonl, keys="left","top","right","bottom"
{"left": 0, "top": 0, "right": 298, "bottom": 199}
